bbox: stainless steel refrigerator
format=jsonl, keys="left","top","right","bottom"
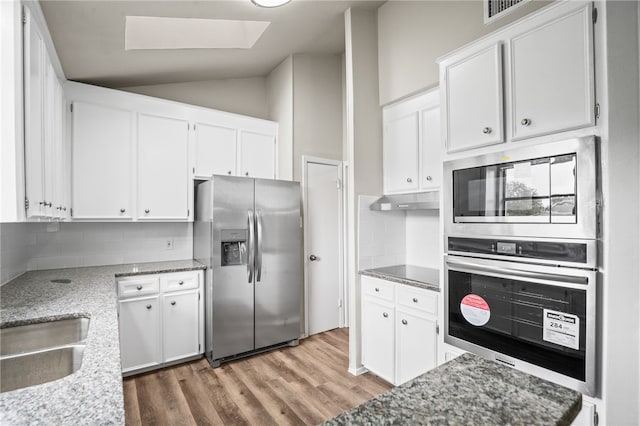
{"left": 194, "top": 175, "right": 302, "bottom": 367}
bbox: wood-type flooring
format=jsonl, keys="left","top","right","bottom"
{"left": 123, "top": 327, "right": 393, "bottom": 425}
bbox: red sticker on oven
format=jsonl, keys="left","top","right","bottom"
{"left": 460, "top": 294, "right": 491, "bottom": 326}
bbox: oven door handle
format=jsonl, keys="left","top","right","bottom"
{"left": 445, "top": 256, "right": 589, "bottom": 286}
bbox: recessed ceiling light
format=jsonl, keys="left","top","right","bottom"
{"left": 251, "top": 0, "right": 292, "bottom": 8}
{"left": 125, "top": 16, "right": 270, "bottom": 50}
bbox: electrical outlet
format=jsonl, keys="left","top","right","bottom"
{"left": 165, "top": 239, "right": 174, "bottom": 250}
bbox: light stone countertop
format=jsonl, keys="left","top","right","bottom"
{"left": 360, "top": 264, "right": 440, "bottom": 292}
{"left": 0, "top": 260, "right": 206, "bottom": 425}
{"left": 325, "top": 352, "right": 582, "bottom": 426}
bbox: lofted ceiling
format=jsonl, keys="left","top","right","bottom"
{"left": 40, "top": 0, "right": 385, "bottom": 88}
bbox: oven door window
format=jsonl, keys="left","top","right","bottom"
{"left": 448, "top": 270, "right": 587, "bottom": 381}
{"left": 453, "top": 154, "right": 577, "bottom": 223}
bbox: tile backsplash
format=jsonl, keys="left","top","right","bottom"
{"left": 358, "top": 195, "right": 406, "bottom": 270}
{"left": 1, "top": 222, "right": 193, "bottom": 285}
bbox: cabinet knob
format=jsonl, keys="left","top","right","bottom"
{"left": 63, "top": 207, "right": 67, "bottom": 212}
{"left": 136, "top": 285, "right": 142, "bottom": 290}
{"left": 171, "top": 301, "right": 176, "bottom": 306}
{"left": 227, "top": 171, "right": 232, "bottom": 175}
{"left": 56, "top": 206, "right": 62, "bottom": 210}
{"left": 178, "top": 280, "right": 184, "bottom": 285}
{"left": 145, "top": 209, "right": 150, "bottom": 214}
{"left": 426, "top": 176, "right": 432, "bottom": 182}
{"left": 521, "top": 118, "right": 531, "bottom": 127}
{"left": 146, "top": 304, "right": 152, "bottom": 310}
{"left": 482, "top": 127, "right": 492, "bottom": 134}
{"left": 412, "top": 297, "right": 418, "bottom": 303}
{"left": 40, "top": 201, "right": 52, "bottom": 207}
{"left": 406, "top": 177, "right": 412, "bottom": 183}
{"left": 245, "top": 172, "right": 249, "bottom": 176}
{"left": 375, "top": 287, "right": 380, "bottom": 292}
{"left": 402, "top": 319, "right": 408, "bottom": 325}
{"left": 120, "top": 208, "right": 126, "bottom": 213}
{"left": 382, "top": 312, "right": 389, "bottom": 318}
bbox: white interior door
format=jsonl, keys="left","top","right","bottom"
{"left": 306, "top": 161, "right": 342, "bottom": 335}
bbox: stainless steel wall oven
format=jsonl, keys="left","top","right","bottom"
{"left": 443, "top": 137, "right": 600, "bottom": 397}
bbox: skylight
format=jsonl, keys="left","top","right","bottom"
{"left": 125, "top": 16, "right": 270, "bottom": 50}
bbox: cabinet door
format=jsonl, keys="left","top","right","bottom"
{"left": 195, "top": 123, "right": 237, "bottom": 178}
{"left": 383, "top": 112, "right": 419, "bottom": 194}
{"left": 137, "top": 114, "right": 189, "bottom": 220}
{"left": 162, "top": 290, "right": 200, "bottom": 362}
{"left": 238, "top": 130, "right": 275, "bottom": 179}
{"left": 72, "top": 102, "right": 133, "bottom": 219}
{"left": 119, "top": 296, "right": 162, "bottom": 372}
{"left": 396, "top": 308, "right": 437, "bottom": 385}
{"left": 23, "top": 9, "right": 46, "bottom": 218}
{"left": 510, "top": 6, "right": 594, "bottom": 140}
{"left": 361, "top": 297, "right": 395, "bottom": 384}
{"left": 445, "top": 43, "right": 504, "bottom": 152}
{"left": 420, "top": 106, "right": 441, "bottom": 190}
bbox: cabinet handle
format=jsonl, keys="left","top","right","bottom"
{"left": 412, "top": 297, "right": 418, "bottom": 303}
{"left": 40, "top": 201, "right": 52, "bottom": 207}
{"left": 146, "top": 304, "right": 152, "bottom": 310}
{"left": 56, "top": 206, "right": 62, "bottom": 210}
{"left": 171, "top": 301, "right": 176, "bottom": 306}
{"left": 375, "top": 287, "right": 380, "bottom": 292}
{"left": 178, "top": 280, "right": 184, "bottom": 285}
{"left": 521, "top": 118, "right": 531, "bottom": 127}
{"left": 136, "top": 285, "right": 142, "bottom": 290}
{"left": 227, "top": 171, "right": 232, "bottom": 175}
{"left": 482, "top": 127, "right": 492, "bottom": 134}
{"left": 402, "top": 319, "right": 408, "bottom": 325}
{"left": 382, "top": 312, "right": 389, "bottom": 318}
{"left": 406, "top": 177, "right": 412, "bottom": 183}
{"left": 145, "top": 209, "right": 150, "bottom": 214}
{"left": 120, "top": 208, "right": 126, "bottom": 213}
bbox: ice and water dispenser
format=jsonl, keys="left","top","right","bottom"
{"left": 220, "top": 229, "right": 248, "bottom": 266}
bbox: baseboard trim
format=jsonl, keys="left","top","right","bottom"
{"left": 348, "top": 365, "right": 368, "bottom": 376}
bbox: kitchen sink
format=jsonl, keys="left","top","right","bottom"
{"left": 0, "top": 345, "right": 86, "bottom": 393}
{"left": 0, "top": 317, "right": 90, "bottom": 356}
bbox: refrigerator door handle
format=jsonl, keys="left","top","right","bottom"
{"left": 256, "top": 209, "right": 263, "bottom": 282}
{"left": 247, "top": 209, "right": 254, "bottom": 283}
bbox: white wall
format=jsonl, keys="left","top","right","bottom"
{"left": 292, "top": 53, "right": 344, "bottom": 182}
{"left": 0, "top": 222, "right": 193, "bottom": 285}
{"left": 266, "top": 56, "right": 294, "bottom": 181}
{"left": 121, "top": 77, "right": 270, "bottom": 120}
{"left": 358, "top": 195, "right": 405, "bottom": 271}
{"left": 405, "top": 210, "right": 440, "bottom": 269}
{"left": 377, "top": 0, "right": 550, "bottom": 105}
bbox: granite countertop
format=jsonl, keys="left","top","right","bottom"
{"left": 360, "top": 264, "right": 440, "bottom": 292}
{"left": 0, "top": 260, "right": 206, "bottom": 425}
{"left": 325, "top": 352, "right": 582, "bottom": 426}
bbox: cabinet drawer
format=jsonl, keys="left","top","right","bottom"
{"left": 118, "top": 276, "right": 159, "bottom": 298}
{"left": 397, "top": 285, "right": 437, "bottom": 315}
{"left": 160, "top": 272, "right": 199, "bottom": 293}
{"left": 361, "top": 276, "right": 395, "bottom": 302}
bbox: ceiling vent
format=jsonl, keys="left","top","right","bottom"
{"left": 484, "top": 0, "right": 530, "bottom": 24}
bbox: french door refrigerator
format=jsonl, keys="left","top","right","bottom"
{"left": 194, "top": 175, "right": 302, "bottom": 367}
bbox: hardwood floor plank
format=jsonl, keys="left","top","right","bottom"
{"left": 123, "top": 328, "right": 394, "bottom": 426}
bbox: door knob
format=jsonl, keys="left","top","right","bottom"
{"left": 309, "top": 254, "right": 318, "bottom": 261}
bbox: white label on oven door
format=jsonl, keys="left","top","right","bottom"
{"left": 460, "top": 294, "right": 491, "bottom": 326}
{"left": 543, "top": 309, "right": 580, "bottom": 350}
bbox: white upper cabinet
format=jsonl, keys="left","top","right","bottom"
{"left": 194, "top": 123, "right": 237, "bottom": 178}
{"left": 238, "top": 130, "right": 276, "bottom": 179}
{"left": 71, "top": 102, "right": 134, "bottom": 219}
{"left": 444, "top": 43, "right": 504, "bottom": 153}
{"left": 137, "top": 114, "right": 189, "bottom": 220}
{"left": 383, "top": 88, "right": 440, "bottom": 194}
{"left": 23, "top": 9, "right": 46, "bottom": 218}
{"left": 421, "top": 106, "right": 441, "bottom": 190}
{"left": 509, "top": 6, "right": 594, "bottom": 140}
{"left": 383, "top": 113, "right": 420, "bottom": 193}
{"left": 439, "top": 2, "right": 595, "bottom": 153}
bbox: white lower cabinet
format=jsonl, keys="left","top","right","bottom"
{"left": 361, "top": 275, "right": 439, "bottom": 385}
{"left": 117, "top": 270, "right": 204, "bottom": 375}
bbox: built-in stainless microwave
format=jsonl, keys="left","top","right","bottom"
{"left": 443, "top": 137, "right": 599, "bottom": 240}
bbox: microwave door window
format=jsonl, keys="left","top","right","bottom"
{"left": 503, "top": 159, "right": 551, "bottom": 221}
{"left": 550, "top": 154, "right": 577, "bottom": 223}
